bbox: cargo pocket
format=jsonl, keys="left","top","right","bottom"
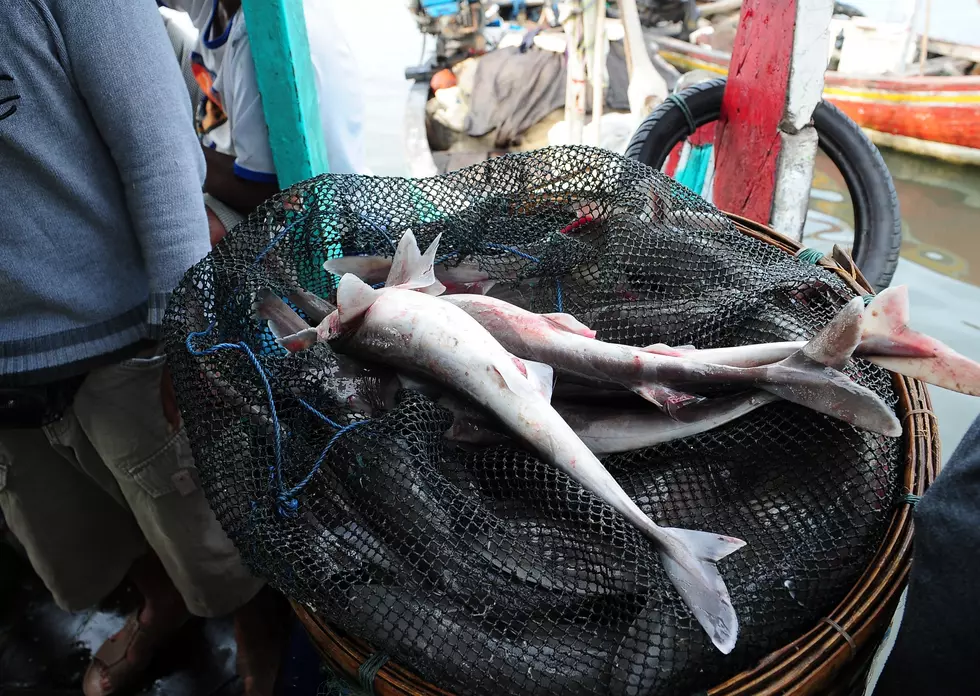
{"left": 120, "top": 428, "right": 200, "bottom": 499}
{"left": 75, "top": 350, "right": 176, "bottom": 473}
{"left": 117, "top": 354, "right": 167, "bottom": 371}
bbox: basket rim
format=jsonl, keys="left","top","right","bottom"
{"left": 293, "top": 212, "right": 940, "bottom": 696}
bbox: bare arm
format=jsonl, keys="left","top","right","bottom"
{"left": 202, "top": 146, "right": 280, "bottom": 215}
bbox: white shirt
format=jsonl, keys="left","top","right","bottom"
{"left": 162, "top": 0, "right": 370, "bottom": 179}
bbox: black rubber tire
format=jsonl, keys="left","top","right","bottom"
{"left": 625, "top": 77, "right": 902, "bottom": 291}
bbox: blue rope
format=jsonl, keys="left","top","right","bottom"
{"left": 555, "top": 279, "right": 564, "bottom": 313}
{"left": 271, "top": 398, "right": 369, "bottom": 516}
{"left": 484, "top": 242, "right": 540, "bottom": 264}
{"left": 863, "top": 294, "right": 875, "bottom": 306}
{"left": 255, "top": 214, "right": 309, "bottom": 267}
{"left": 185, "top": 330, "right": 284, "bottom": 492}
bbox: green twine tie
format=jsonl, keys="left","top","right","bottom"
{"left": 899, "top": 493, "right": 922, "bottom": 507}
{"left": 357, "top": 651, "right": 390, "bottom": 695}
{"left": 795, "top": 247, "right": 825, "bottom": 265}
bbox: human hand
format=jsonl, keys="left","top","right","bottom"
{"left": 207, "top": 206, "right": 228, "bottom": 248}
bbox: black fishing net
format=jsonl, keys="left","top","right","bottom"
{"left": 163, "top": 146, "right": 900, "bottom": 695}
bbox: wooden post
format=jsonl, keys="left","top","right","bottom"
{"left": 712, "top": 0, "right": 835, "bottom": 240}
{"left": 240, "top": 0, "right": 328, "bottom": 186}
{"left": 919, "top": 0, "right": 932, "bottom": 75}
{"left": 591, "top": 0, "right": 607, "bottom": 145}
{"left": 564, "top": 0, "right": 587, "bottom": 144}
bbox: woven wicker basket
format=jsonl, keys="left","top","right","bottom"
{"left": 292, "top": 214, "right": 940, "bottom": 696}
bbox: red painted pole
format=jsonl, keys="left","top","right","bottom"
{"left": 712, "top": 0, "right": 834, "bottom": 239}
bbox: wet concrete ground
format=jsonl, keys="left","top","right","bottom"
{"left": 0, "top": 540, "right": 324, "bottom": 696}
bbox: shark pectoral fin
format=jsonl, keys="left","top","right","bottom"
{"left": 542, "top": 313, "right": 597, "bottom": 338}
{"left": 335, "top": 274, "right": 383, "bottom": 324}
{"left": 641, "top": 343, "right": 694, "bottom": 357}
{"left": 287, "top": 288, "right": 336, "bottom": 324}
{"left": 761, "top": 353, "right": 901, "bottom": 437}
{"left": 630, "top": 383, "right": 704, "bottom": 418}
{"left": 523, "top": 360, "right": 555, "bottom": 402}
{"left": 276, "top": 327, "right": 318, "bottom": 353}
{"left": 465, "top": 280, "right": 498, "bottom": 295}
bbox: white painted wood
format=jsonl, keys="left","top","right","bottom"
{"left": 564, "top": 0, "right": 587, "bottom": 144}
{"left": 404, "top": 82, "right": 439, "bottom": 178}
{"left": 770, "top": 127, "right": 820, "bottom": 241}
{"left": 927, "top": 38, "right": 980, "bottom": 63}
{"left": 772, "top": 0, "right": 835, "bottom": 241}
{"left": 784, "top": 0, "right": 835, "bottom": 133}
{"left": 619, "top": 0, "right": 669, "bottom": 120}
{"left": 591, "top": 0, "right": 607, "bottom": 146}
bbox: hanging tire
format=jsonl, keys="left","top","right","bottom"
{"left": 625, "top": 77, "right": 902, "bottom": 291}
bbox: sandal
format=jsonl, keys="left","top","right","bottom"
{"left": 81, "top": 608, "right": 189, "bottom": 696}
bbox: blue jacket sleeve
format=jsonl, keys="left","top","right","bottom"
{"left": 50, "top": 0, "right": 211, "bottom": 329}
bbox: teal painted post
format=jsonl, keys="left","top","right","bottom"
{"left": 240, "top": 0, "right": 328, "bottom": 186}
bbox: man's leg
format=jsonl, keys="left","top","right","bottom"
{"left": 72, "top": 349, "right": 282, "bottom": 695}
{"left": 0, "top": 428, "right": 146, "bottom": 613}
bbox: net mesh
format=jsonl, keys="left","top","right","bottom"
{"left": 163, "top": 147, "right": 900, "bottom": 695}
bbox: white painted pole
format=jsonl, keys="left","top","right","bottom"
{"left": 591, "top": 1, "right": 607, "bottom": 146}
{"left": 768, "top": 0, "right": 836, "bottom": 240}
{"left": 564, "top": 0, "right": 587, "bottom": 144}
{"left": 619, "top": 0, "right": 669, "bottom": 123}
{"left": 919, "top": 0, "right": 932, "bottom": 75}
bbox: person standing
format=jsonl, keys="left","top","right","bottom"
{"left": 158, "top": 0, "right": 371, "bottom": 240}
{"left": 0, "top": 1, "right": 279, "bottom": 694}
{"left": 870, "top": 413, "right": 980, "bottom": 695}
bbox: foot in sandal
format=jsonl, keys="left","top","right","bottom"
{"left": 82, "top": 555, "right": 190, "bottom": 696}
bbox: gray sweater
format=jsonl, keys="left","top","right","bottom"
{"left": 0, "top": 0, "right": 211, "bottom": 383}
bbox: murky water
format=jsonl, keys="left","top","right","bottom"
{"left": 806, "top": 151, "right": 980, "bottom": 460}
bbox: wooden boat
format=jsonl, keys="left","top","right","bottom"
{"left": 654, "top": 35, "right": 980, "bottom": 166}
